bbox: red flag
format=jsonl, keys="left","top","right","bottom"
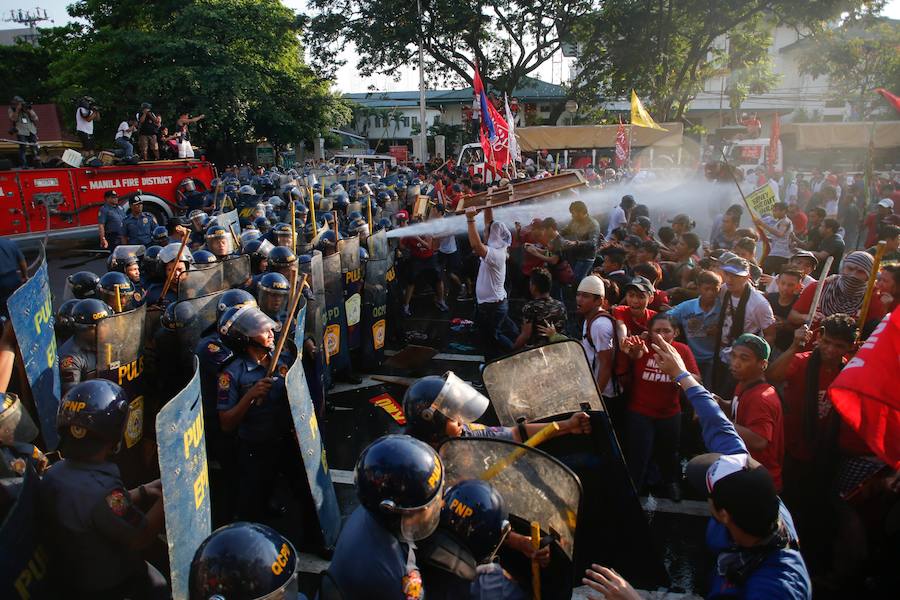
{"left": 614, "top": 120, "right": 630, "bottom": 167}
{"left": 875, "top": 88, "right": 900, "bottom": 114}
{"left": 829, "top": 309, "right": 900, "bottom": 469}
{"left": 767, "top": 113, "right": 780, "bottom": 175}
{"left": 472, "top": 67, "right": 510, "bottom": 171}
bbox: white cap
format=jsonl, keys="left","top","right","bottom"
{"left": 878, "top": 198, "right": 894, "bottom": 209}
{"left": 705, "top": 453, "right": 753, "bottom": 494}
{"left": 576, "top": 275, "right": 605, "bottom": 297}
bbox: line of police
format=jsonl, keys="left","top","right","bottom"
{"left": 2, "top": 164, "right": 615, "bottom": 600}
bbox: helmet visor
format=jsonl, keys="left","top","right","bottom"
{"left": 0, "top": 393, "right": 39, "bottom": 445}
{"left": 431, "top": 371, "right": 489, "bottom": 424}
{"left": 226, "top": 305, "right": 281, "bottom": 338}
{"left": 399, "top": 483, "right": 444, "bottom": 542}
{"left": 257, "top": 568, "right": 299, "bottom": 600}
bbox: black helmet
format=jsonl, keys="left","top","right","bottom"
{"left": 216, "top": 288, "right": 257, "bottom": 320}
{"left": 189, "top": 522, "right": 298, "bottom": 600}
{"left": 375, "top": 217, "right": 392, "bottom": 232}
{"left": 253, "top": 216, "right": 272, "bottom": 234}
{"left": 242, "top": 239, "right": 274, "bottom": 274}
{"left": 440, "top": 480, "right": 510, "bottom": 563}
{"left": 66, "top": 271, "right": 100, "bottom": 299}
{"left": 189, "top": 210, "right": 209, "bottom": 231}
{"left": 272, "top": 223, "right": 293, "bottom": 245}
{"left": 192, "top": 249, "right": 218, "bottom": 266}
{"left": 402, "top": 373, "right": 489, "bottom": 445}
{"left": 143, "top": 246, "right": 164, "bottom": 282}
{"left": 218, "top": 305, "right": 279, "bottom": 353}
{"left": 161, "top": 300, "right": 196, "bottom": 332}
{"left": 71, "top": 299, "right": 113, "bottom": 347}
{"left": 107, "top": 246, "right": 144, "bottom": 272}
{"left": 57, "top": 379, "right": 130, "bottom": 445}
{"left": 355, "top": 434, "right": 444, "bottom": 541}
{"left": 56, "top": 298, "right": 81, "bottom": 339}
{"left": 152, "top": 226, "right": 169, "bottom": 245}
{"left": 97, "top": 271, "right": 136, "bottom": 312}
{"left": 257, "top": 272, "right": 290, "bottom": 319}
{"left": 267, "top": 246, "right": 297, "bottom": 271}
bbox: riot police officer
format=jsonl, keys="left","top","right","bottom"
{"left": 189, "top": 522, "right": 305, "bottom": 600}
{"left": 257, "top": 272, "right": 291, "bottom": 325}
{"left": 144, "top": 243, "right": 193, "bottom": 306}
{"left": 188, "top": 210, "right": 209, "bottom": 249}
{"left": 242, "top": 238, "right": 274, "bottom": 276}
{"left": 66, "top": 270, "right": 100, "bottom": 300}
{"left": 39, "top": 379, "right": 168, "bottom": 599}
{"left": 97, "top": 271, "right": 139, "bottom": 312}
{"left": 323, "top": 435, "right": 444, "bottom": 600}
{"left": 216, "top": 304, "right": 296, "bottom": 522}
{"left": 267, "top": 245, "right": 298, "bottom": 280}
{"left": 271, "top": 222, "right": 294, "bottom": 248}
{"left": 151, "top": 225, "right": 169, "bottom": 247}
{"left": 122, "top": 197, "right": 157, "bottom": 246}
{"left": 55, "top": 298, "right": 80, "bottom": 342}
{"left": 58, "top": 298, "right": 112, "bottom": 393}
{"left": 192, "top": 249, "right": 218, "bottom": 267}
{"left": 204, "top": 224, "right": 234, "bottom": 260}
{"left": 108, "top": 248, "right": 145, "bottom": 298}
{"left": 141, "top": 246, "right": 164, "bottom": 287}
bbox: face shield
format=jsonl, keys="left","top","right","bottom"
{"left": 258, "top": 286, "right": 290, "bottom": 319}
{"left": 0, "top": 393, "right": 39, "bottom": 445}
{"left": 74, "top": 322, "right": 97, "bottom": 350}
{"left": 427, "top": 371, "right": 490, "bottom": 425}
{"left": 223, "top": 306, "right": 281, "bottom": 349}
{"left": 241, "top": 230, "right": 262, "bottom": 245}
{"left": 98, "top": 284, "right": 134, "bottom": 313}
{"left": 207, "top": 235, "right": 233, "bottom": 257}
{"left": 381, "top": 482, "right": 445, "bottom": 542}
{"left": 255, "top": 569, "right": 300, "bottom": 600}
{"left": 275, "top": 229, "right": 293, "bottom": 247}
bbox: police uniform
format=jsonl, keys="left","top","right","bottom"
{"left": 0, "top": 237, "right": 25, "bottom": 317}
{"left": 98, "top": 202, "right": 127, "bottom": 249}
{"left": 328, "top": 506, "right": 425, "bottom": 600}
{"left": 39, "top": 460, "right": 167, "bottom": 597}
{"left": 122, "top": 211, "right": 158, "bottom": 246}
{"left": 142, "top": 282, "right": 178, "bottom": 307}
{"left": 58, "top": 337, "right": 97, "bottom": 394}
{"left": 216, "top": 351, "right": 296, "bottom": 521}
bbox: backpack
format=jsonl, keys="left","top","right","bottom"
{"left": 582, "top": 310, "right": 629, "bottom": 397}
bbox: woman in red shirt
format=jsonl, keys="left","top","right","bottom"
{"left": 621, "top": 313, "right": 699, "bottom": 500}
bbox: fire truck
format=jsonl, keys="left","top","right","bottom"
{"left": 0, "top": 159, "right": 216, "bottom": 240}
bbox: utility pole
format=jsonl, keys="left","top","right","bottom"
{"left": 416, "top": 0, "right": 428, "bottom": 162}
{"left": 4, "top": 7, "right": 52, "bottom": 46}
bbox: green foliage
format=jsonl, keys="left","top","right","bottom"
{"left": 724, "top": 17, "right": 781, "bottom": 112}
{"left": 571, "top": 0, "right": 873, "bottom": 121}
{"left": 0, "top": 41, "right": 54, "bottom": 104}
{"left": 798, "top": 14, "right": 900, "bottom": 119}
{"left": 305, "top": 0, "right": 594, "bottom": 95}
{"left": 35, "top": 0, "right": 350, "bottom": 159}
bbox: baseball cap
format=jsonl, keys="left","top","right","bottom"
{"left": 790, "top": 250, "right": 818, "bottom": 268}
{"left": 623, "top": 235, "right": 643, "bottom": 248}
{"left": 576, "top": 275, "right": 605, "bottom": 297}
{"left": 623, "top": 275, "right": 655, "bottom": 295}
{"left": 878, "top": 198, "right": 894, "bottom": 210}
{"left": 732, "top": 333, "right": 771, "bottom": 361}
{"left": 104, "top": 190, "right": 118, "bottom": 199}
{"left": 668, "top": 213, "right": 692, "bottom": 225}
{"left": 686, "top": 452, "right": 779, "bottom": 538}
{"left": 721, "top": 256, "right": 750, "bottom": 277}
{"left": 395, "top": 210, "right": 409, "bottom": 221}
{"left": 634, "top": 216, "right": 652, "bottom": 230}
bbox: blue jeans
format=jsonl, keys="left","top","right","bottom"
{"left": 115, "top": 137, "right": 134, "bottom": 158}
{"left": 572, "top": 258, "right": 595, "bottom": 284}
{"left": 17, "top": 133, "right": 36, "bottom": 167}
{"left": 476, "top": 299, "right": 519, "bottom": 359}
{"left": 624, "top": 410, "right": 682, "bottom": 490}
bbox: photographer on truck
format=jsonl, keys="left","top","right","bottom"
{"left": 137, "top": 102, "right": 161, "bottom": 161}
{"left": 75, "top": 96, "right": 101, "bottom": 159}
{"left": 7, "top": 95, "right": 38, "bottom": 167}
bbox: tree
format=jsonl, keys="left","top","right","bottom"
{"left": 0, "top": 41, "right": 54, "bottom": 104}
{"left": 569, "top": 0, "right": 874, "bottom": 122}
{"left": 39, "top": 0, "right": 350, "bottom": 161}
{"left": 305, "top": 0, "right": 594, "bottom": 96}
{"left": 798, "top": 14, "right": 900, "bottom": 119}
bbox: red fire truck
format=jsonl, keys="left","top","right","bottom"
{"left": 0, "top": 159, "right": 216, "bottom": 240}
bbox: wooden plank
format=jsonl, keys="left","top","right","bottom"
{"left": 454, "top": 171, "right": 587, "bottom": 213}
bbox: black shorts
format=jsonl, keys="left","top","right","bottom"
{"left": 438, "top": 250, "right": 461, "bottom": 272}
{"left": 410, "top": 255, "right": 440, "bottom": 281}
{"left": 77, "top": 130, "right": 94, "bottom": 150}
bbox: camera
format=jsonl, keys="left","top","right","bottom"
{"left": 23, "top": 102, "right": 31, "bottom": 111}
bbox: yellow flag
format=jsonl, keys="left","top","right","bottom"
{"left": 631, "top": 90, "right": 667, "bottom": 131}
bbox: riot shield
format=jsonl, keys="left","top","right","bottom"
{"left": 215, "top": 209, "right": 240, "bottom": 243}
{"left": 338, "top": 236, "right": 363, "bottom": 351}
{"left": 7, "top": 256, "right": 61, "bottom": 449}
{"left": 155, "top": 358, "right": 212, "bottom": 600}
{"left": 322, "top": 252, "right": 349, "bottom": 374}
{"left": 171, "top": 291, "right": 225, "bottom": 353}
{"left": 481, "top": 340, "right": 670, "bottom": 589}
{"left": 439, "top": 437, "right": 581, "bottom": 600}
{"left": 0, "top": 463, "right": 53, "bottom": 599}
{"left": 178, "top": 263, "right": 225, "bottom": 300}
{"left": 362, "top": 231, "right": 389, "bottom": 368}
{"left": 285, "top": 305, "right": 342, "bottom": 550}
{"left": 221, "top": 255, "right": 251, "bottom": 289}
{"left": 300, "top": 252, "right": 329, "bottom": 396}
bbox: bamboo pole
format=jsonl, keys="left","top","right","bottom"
{"left": 158, "top": 231, "right": 189, "bottom": 304}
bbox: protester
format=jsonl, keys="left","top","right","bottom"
{"left": 512, "top": 267, "right": 567, "bottom": 350}
{"left": 561, "top": 200, "right": 602, "bottom": 283}
{"left": 765, "top": 269, "right": 803, "bottom": 354}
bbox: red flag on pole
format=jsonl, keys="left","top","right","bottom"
{"left": 829, "top": 309, "right": 900, "bottom": 469}
{"left": 874, "top": 88, "right": 900, "bottom": 114}
{"left": 614, "top": 120, "right": 630, "bottom": 168}
{"left": 472, "top": 66, "right": 510, "bottom": 171}
{"left": 767, "top": 113, "right": 780, "bottom": 176}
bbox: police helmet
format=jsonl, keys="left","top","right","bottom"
{"left": 316, "top": 229, "right": 337, "bottom": 252}
{"left": 57, "top": 379, "right": 130, "bottom": 446}
{"left": 348, "top": 218, "right": 368, "bottom": 237}
{"left": 239, "top": 184, "right": 257, "bottom": 199}
{"left": 192, "top": 249, "right": 218, "bottom": 265}
{"left": 375, "top": 218, "right": 392, "bottom": 232}
{"left": 348, "top": 210, "right": 363, "bottom": 221}
{"left": 440, "top": 480, "right": 511, "bottom": 563}
{"left": 254, "top": 217, "right": 272, "bottom": 234}
{"left": 71, "top": 299, "right": 112, "bottom": 346}
{"left": 257, "top": 272, "right": 291, "bottom": 318}
{"left": 0, "top": 391, "right": 39, "bottom": 446}
{"left": 216, "top": 289, "right": 257, "bottom": 320}
{"left": 358, "top": 246, "right": 369, "bottom": 262}
{"left": 402, "top": 373, "right": 490, "bottom": 445}
{"left": 294, "top": 200, "right": 308, "bottom": 215}
{"left": 272, "top": 222, "right": 293, "bottom": 243}
{"left": 242, "top": 239, "right": 274, "bottom": 274}
{"left": 267, "top": 195, "right": 285, "bottom": 209}
{"left": 189, "top": 209, "right": 208, "bottom": 229}
{"left": 161, "top": 300, "right": 198, "bottom": 332}
{"left": 188, "top": 522, "right": 299, "bottom": 600}
{"left": 55, "top": 298, "right": 81, "bottom": 339}
{"left": 240, "top": 229, "right": 262, "bottom": 245}
{"left": 205, "top": 224, "right": 228, "bottom": 241}
{"left": 387, "top": 189, "right": 398, "bottom": 201}
{"left": 355, "top": 435, "right": 444, "bottom": 541}
{"left": 218, "top": 305, "right": 279, "bottom": 353}
{"left": 332, "top": 192, "right": 349, "bottom": 208}
{"left": 152, "top": 226, "right": 169, "bottom": 245}
{"left": 143, "top": 246, "right": 164, "bottom": 281}
{"left": 107, "top": 245, "right": 144, "bottom": 272}
{"left": 267, "top": 246, "right": 297, "bottom": 270}
{"left": 377, "top": 191, "right": 390, "bottom": 204}
{"left": 66, "top": 271, "right": 100, "bottom": 300}
{"left": 97, "top": 272, "right": 136, "bottom": 311}
{"left": 158, "top": 243, "right": 194, "bottom": 265}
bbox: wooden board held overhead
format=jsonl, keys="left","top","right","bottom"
{"left": 454, "top": 171, "right": 587, "bottom": 213}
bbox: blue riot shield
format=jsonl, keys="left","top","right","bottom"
{"left": 285, "top": 324, "right": 341, "bottom": 550}
{"left": 155, "top": 358, "right": 212, "bottom": 600}
{"left": 0, "top": 464, "right": 53, "bottom": 599}
{"left": 362, "top": 231, "right": 389, "bottom": 369}
{"left": 322, "top": 252, "right": 349, "bottom": 374}
{"left": 299, "top": 252, "right": 329, "bottom": 399}
{"left": 7, "top": 253, "right": 60, "bottom": 449}
{"left": 339, "top": 237, "right": 363, "bottom": 351}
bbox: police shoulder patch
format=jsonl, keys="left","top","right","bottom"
{"left": 278, "top": 364, "right": 288, "bottom": 377}
{"left": 207, "top": 342, "right": 220, "bottom": 353}
{"left": 106, "top": 488, "right": 129, "bottom": 516}
{"left": 218, "top": 372, "right": 231, "bottom": 391}
{"left": 60, "top": 356, "right": 75, "bottom": 369}
{"left": 402, "top": 569, "right": 423, "bottom": 600}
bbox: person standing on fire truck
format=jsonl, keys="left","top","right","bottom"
{"left": 98, "top": 190, "right": 126, "bottom": 250}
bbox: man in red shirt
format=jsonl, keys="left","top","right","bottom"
{"left": 720, "top": 333, "right": 784, "bottom": 491}
{"left": 612, "top": 276, "right": 657, "bottom": 336}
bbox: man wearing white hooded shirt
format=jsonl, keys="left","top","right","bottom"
{"left": 466, "top": 206, "right": 519, "bottom": 358}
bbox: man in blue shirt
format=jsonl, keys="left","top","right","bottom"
{"left": 121, "top": 197, "right": 157, "bottom": 246}
{"left": 667, "top": 269, "right": 722, "bottom": 382}
{"left": 583, "top": 334, "right": 811, "bottom": 600}
{"left": 97, "top": 190, "right": 126, "bottom": 250}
